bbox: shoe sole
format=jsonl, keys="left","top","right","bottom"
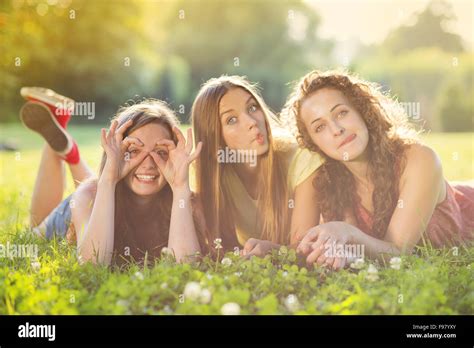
{"left": 20, "top": 102, "right": 70, "bottom": 153}
{"left": 20, "top": 87, "right": 75, "bottom": 109}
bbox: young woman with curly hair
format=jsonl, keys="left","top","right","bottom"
{"left": 282, "top": 70, "right": 473, "bottom": 269}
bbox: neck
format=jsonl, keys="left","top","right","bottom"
{"left": 343, "top": 157, "right": 371, "bottom": 188}
{"left": 130, "top": 192, "right": 157, "bottom": 213}
{"left": 233, "top": 161, "right": 260, "bottom": 199}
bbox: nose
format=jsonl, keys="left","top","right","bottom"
{"left": 329, "top": 119, "right": 345, "bottom": 137}
{"left": 242, "top": 111, "right": 258, "bottom": 130}
{"left": 140, "top": 153, "right": 157, "bottom": 168}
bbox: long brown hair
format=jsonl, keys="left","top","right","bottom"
{"left": 191, "top": 75, "right": 291, "bottom": 249}
{"left": 98, "top": 99, "right": 179, "bottom": 264}
{"left": 282, "top": 70, "right": 419, "bottom": 238}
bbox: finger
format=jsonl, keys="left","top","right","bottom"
{"left": 121, "top": 136, "right": 144, "bottom": 151}
{"left": 100, "top": 128, "right": 108, "bottom": 149}
{"left": 297, "top": 227, "right": 321, "bottom": 254}
{"left": 156, "top": 139, "right": 177, "bottom": 151}
{"left": 107, "top": 120, "right": 118, "bottom": 140}
{"left": 173, "top": 126, "right": 186, "bottom": 149}
{"left": 333, "top": 257, "right": 346, "bottom": 271}
{"left": 185, "top": 128, "right": 193, "bottom": 154}
{"left": 242, "top": 238, "right": 259, "bottom": 255}
{"left": 115, "top": 119, "right": 133, "bottom": 142}
{"left": 188, "top": 141, "right": 202, "bottom": 163}
{"left": 306, "top": 248, "right": 323, "bottom": 266}
{"left": 309, "top": 234, "right": 331, "bottom": 260}
{"left": 149, "top": 151, "right": 166, "bottom": 172}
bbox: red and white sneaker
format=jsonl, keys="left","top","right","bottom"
{"left": 20, "top": 87, "right": 75, "bottom": 129}
{"left": 20, "top": 101, "right": 80, "bottom": 164}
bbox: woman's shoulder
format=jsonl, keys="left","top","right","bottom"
{"left": 400, "top": 143, "right": 444, "bottom": 189}
{"left": 404, "top": 143, "right": 442, "bottom": 173}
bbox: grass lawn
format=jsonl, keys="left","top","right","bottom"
{"left": 0, "top": 124, "right": 472, "bottom": 314}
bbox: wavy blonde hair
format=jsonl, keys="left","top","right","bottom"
{"left": 191, "top": 75, "right": 291, "bottom": 248}
{"left": 282, "top": 70, "right": 419, "bottom": 238}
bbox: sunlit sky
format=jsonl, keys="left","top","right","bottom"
{"left": 306, "top": 0, "right": 473, "bottom": 49}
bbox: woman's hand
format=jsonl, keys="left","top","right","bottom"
{"left": 296, "top": 222, "right": 359, "bottom": 270}
{"left": 241, "top": 238, "right": 280, "bottom": 259}
{"left": 150, "top": 127, "right": 202, "bottom": 192}
{"left": 100, "top": 119, "right": 148, "bottom": 184}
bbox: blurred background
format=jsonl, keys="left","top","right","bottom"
{"left": 0, "top": 0, "right": 472, "bottom": 131}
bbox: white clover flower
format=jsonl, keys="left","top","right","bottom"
{"left": 161, "top": 247, "right": 174, "bottom": 257}
{"left": 116, "top": 299, "right": 130, "bottom": 307}
{"left": 199, "top": 288, "right": 212, "bottom": 304}
{"left": 30, "top": 260, "right": 41, "bottom": 272}
{"left": 282, "top": 271, "right": 288, "bottom": 277}
{"left": 221, "top": 302, "right": 241, "bottom": 315}
{"left": 133, "top": 271, "right": 144, "bottom": 280}
{"left": 161, "top": 282, "right": 168, "bottom": 289}
{"left": 213, "top": 238, "right": 223, "bottom": 250}
{"left": 206, "top": 273, "right": 213, "bottom": 280}
{"left": 350, "top": 257, "right": 365, "bottom": 270}
{"left": 184, "top": 282, "right": 202, "bottom": 301}
{"left": 278, "top": 245, "right": 288, "bottom": 256}
{"left": 284, "top": 294, "right": 300, "bottom": 313}
{"left": 221, "top": 257, "right": 232, "bottom": 266}
{"left": 366, "top": 264, "right": 379, "bottom": 281}
{"left": 234, "top": 272, "right": 242, "bottom": 277}
{"left": 389, "top": 257, "right": 402, "bottom": 270}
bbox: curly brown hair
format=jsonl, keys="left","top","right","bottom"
{"left": 282, "top": 70, "right": 420, "bottom": 238}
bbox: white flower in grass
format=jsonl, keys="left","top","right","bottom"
{"left": 234, "top": 272, "right": 242, "bottom": 277}
{"left": 221, "top": 302, "right": 241, "bottom": 315}
{"left": 184, "top": 282, "right": 201, "bottom": 301}
{"left": 366, "top": 264, "right": 379, "bottom": 282}
{"left": 206, "top": 273, "right": 213, "bottom": 280}
{"left": 278, "top": 245, "right": 288, "bottom": 256}
{"left": 389, "top": 257, "right": 402, "bottom": 270}
{"left": 199, "top": 288, "right": 212, "bottom": 304}
{"left": 350, "top": 258, "right": 365, "bottom": 270}
{"left": 161, "top": 282, "right": 168, "bottom": 289}
{"left": 282, "top": 271, "right": 288, "bottom": 277}
{"left": 30, "top": 260, "right": 41, "bottom": 272}
{"left": 133, "top": 271, "right": 144, "bottom": 281}
{"left": 213, "top": 238, "right": 223, "bottom": 250}
{"left": 284, "top": 294, "right": 300, "bottom": 313}
{"left": 221, "top": 257, "right": 232, "bottom": 266}
{"left": 116, "top": 299, "right": 130, "bottom": 307}
{"left": 161, "top": 247, "right": 174, "bottom": 257}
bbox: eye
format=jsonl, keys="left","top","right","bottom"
{"left": 128, "top": 149, "right": 139, "bottom": 156}
{"left": 337, "top": 110, "right": 348, "bottom": 118}
{"left": 248, "top": 104, "right": 259, "bottom": 113}
{"left": 226, "top": 116, "right": 237, "bottom": 125}
{"left": 156, "top": 149, "right": 169, "bottom": 160}
{"left": 315, "top": 124, "right": 325, "bottom": 133}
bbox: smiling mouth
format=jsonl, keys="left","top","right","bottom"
{"left": 134, "top": 174, "right": 159, "bottom": 183}
{"left": 338, "top": 134, "right": 356, "bottom": 148}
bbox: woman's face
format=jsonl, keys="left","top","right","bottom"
{"left": 300, "top": 88, "right": 369, "bottom": 162}
{"left": 123, "top": 123, "right": 171, "bottom": 196}
{"left": 219, "top": 87, "right": 269, "bottom": 156}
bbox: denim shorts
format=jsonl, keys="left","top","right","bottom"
{"left": 44, "top": 195, "right": 73, "bottom": 240}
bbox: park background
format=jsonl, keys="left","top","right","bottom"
{"left": 0, "top": 0, "right": 472, "bottom": 315}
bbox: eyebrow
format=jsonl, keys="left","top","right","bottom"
{"left": 310, "top": 103, "right": 344, "bottom": 125}
{"left": 220, "top": 95, "right": 255, "bottom": 118}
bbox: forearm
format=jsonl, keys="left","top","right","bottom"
{"left": 168, "top": 187, "right": 201, "bottom": 263}
{"left": 349, "top": 225, "right": 402, "bottom": 261}
{"left": 77, "top": 177, "right": 116, "bottom": 265}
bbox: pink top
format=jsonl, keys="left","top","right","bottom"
{"left": 354, "top": 181, "right": 474, "bottom": 247}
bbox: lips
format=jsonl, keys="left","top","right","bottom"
{"left": 338, "top": 134, "right": 356, "bottom": 149}
{"left": 255, "top": 133, "right": 265, "bottom": 145}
